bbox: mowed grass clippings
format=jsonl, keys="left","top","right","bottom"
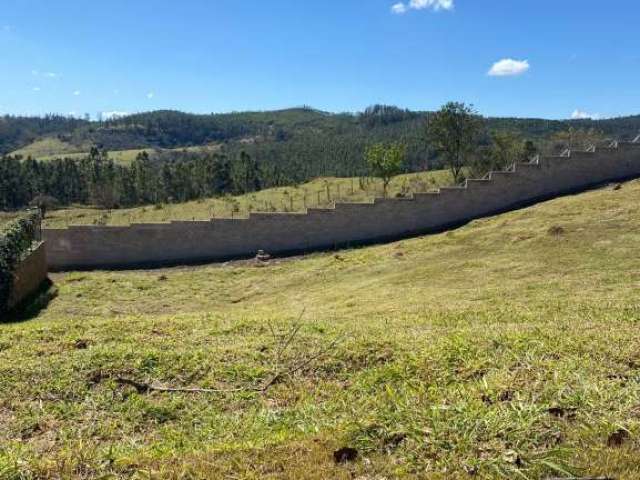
{"left": 1, "top": 180, "right": 640, "bottom": 479}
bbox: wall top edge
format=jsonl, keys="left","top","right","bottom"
{"left": 42, "top": 152, "right": 639, "bottom": 234}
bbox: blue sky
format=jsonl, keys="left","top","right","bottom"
{"left": 1, "top": 0, "right": 639, "bottom": 119}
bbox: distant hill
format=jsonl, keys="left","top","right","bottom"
{"left": 0, "top": 114, "right": 89, "bottom": 155}
{"left": 3, "top": 106, "right": 640, "bottom": 179}
{"left": 5, "top": 106, "right": 640, "bottom": 156}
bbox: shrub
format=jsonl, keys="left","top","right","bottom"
{"left": 0, "top": 211, "right": 41, "bottom": 316}
{"left": 29, "top": 195, "right": 59, "bottom": 219}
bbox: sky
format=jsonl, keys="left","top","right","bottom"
{"left": 1, "top": 0, "right": 639, "bottom": 120}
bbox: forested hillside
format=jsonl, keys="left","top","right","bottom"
{"left": 5, "top": 106, "right": 640, "bottom": 160}
{"left": 0, "top": 115, "right": 89, "bottom": 155}
{"left": 2, "top": 105, "right": 639, "bottom": 212}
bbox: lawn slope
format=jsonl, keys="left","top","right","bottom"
{"left": 1, "top": 180, "right": 639, "bottom": 479}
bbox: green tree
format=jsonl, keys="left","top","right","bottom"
{"left": 131, "top": 151, "right": 156, "bottom": 204}
{"left": 522, "top": 140, "right": 538, "bottom": 162}
{"left": 230, "top": 151, "right": 261, "bottom": 194}
{"left": 28, "top": 194, "right": 59, "bottom": 219}
{"left": 364, "top": 142, "right": 406, "bottom": 196}
{"left": 550, "top": 127, "right": 605, "bottom": 153}
{"left": 427, "top": 102, "right": 482, "bottom": 183}
{"left": 470, "top": 131, "right": 523, "bottom": 177}
{"left": 210, "top": 154, "right": 232, "bottom": 194}
{"left": 82, "top": 147, "right": 119, "bottom": 208}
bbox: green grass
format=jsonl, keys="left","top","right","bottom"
{"left": 10, "top": 137, "right": 88, "bottom": 159}
{"left": 2, "top": 179, "right": 639, "bottom": 478}
{"left": 37, "top": 148, "right": 151, "bottom": 164}
{"left": 10, "top": 139, "right": 222, "bottom": 165}
{"left": 39, "top": 169, "right": 454, "bottom": 228}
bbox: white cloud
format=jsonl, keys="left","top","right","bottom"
{"left": 146, "top": 91, "right": 154, "bottom": 99}
{"left": 571, "top": 109, "right": 599, "bottom": 120}
{"left": 410, "top": 0, "right": 454, "bottom": 10}
{"left": 32, "top": 86, "right": 41, "bottom": 92}
{"left": 102, "top": 111, "right": 129, "bottom": 120}
{"left": 488, "top": 58, "right": 530, "bottom": 77}
{"left": 391, "top": 0, "right": 453, "bottom": 14}
{"left": 73, "top": 90, "right": 81, "bottom": 96}
{"left": 32, "top": 69, "right": 60, "bottom": 79}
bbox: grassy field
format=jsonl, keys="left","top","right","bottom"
{"left": 37, "top": 148, "right": 153, "bottom": 164}
{"left": 10, "top": 138, "right": 221, "bottom": 165}
{"left": 1, "top": 179, "right": 639, "bottom": 478}
{"left": 38, "top": 170, "right": 454, "bottom": 228}
{"left": 10, "top": 137, "right": 88, "bottom": 159}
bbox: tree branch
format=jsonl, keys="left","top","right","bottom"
{"left": 111, "top": 314, "right": 343, "bottom": 395}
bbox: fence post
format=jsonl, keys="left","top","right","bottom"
{"left": 37, "top": 209, "right": 42, "bottom": 243}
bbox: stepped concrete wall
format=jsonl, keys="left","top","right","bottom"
{"left": 8, "top": 242, "right": 48, "bottom": 309}
{"left": 44, "top": 143, "right": 640, "bottom": 271}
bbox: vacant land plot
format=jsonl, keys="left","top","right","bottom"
{"left": 1, "top": 180, "right": 639, "bottom": 479}
{"left": 36, "top": 169, "right": 454, "bottom": 228}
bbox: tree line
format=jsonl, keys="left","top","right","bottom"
{"left": 4, "top": 105, "right": 634, "bottom": 157}
{"left": 0, "top": 148, "right": 265, "bottom": 212}
{"left": 365, "top": 102, "right": 608, "bottom": 195}
{"left": 0, "top": 102, "right": 616, "bottom": 212}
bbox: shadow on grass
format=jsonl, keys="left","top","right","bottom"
{"left": 2, "top": 279, "right": 58, "bottom": 324}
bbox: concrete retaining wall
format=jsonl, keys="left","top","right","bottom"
{"left": 44, "top": 143, "right": 640, "bottom": 271}
{"left": 8, "top": 242, "right": 48, "bottom": 309}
